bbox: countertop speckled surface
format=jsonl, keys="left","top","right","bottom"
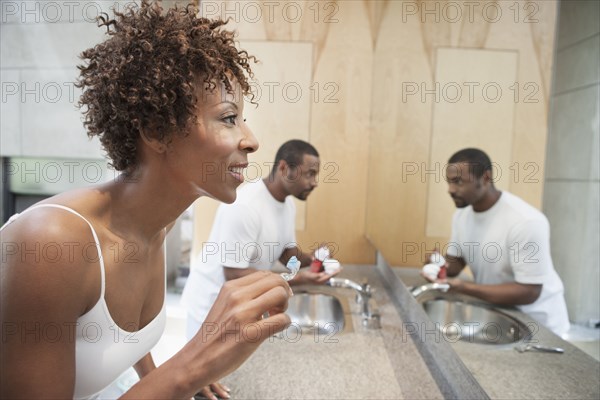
{"left": 220, "top": 265, "right": 447, "bottom": 400}
{"left": 394, "top": 266, "right": 600, "bottom": 399}
{"left": 218, "top": 263, "right": 599, "bottom": 399}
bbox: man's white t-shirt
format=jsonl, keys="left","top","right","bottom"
{"left": 181, "top": 179, "right": 297, "bottom": 325}
{"left": 446, "top": 191, "right": 570, "bottom": 336}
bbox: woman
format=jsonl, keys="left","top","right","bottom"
{"left": 0, "top": 1, "right": 291, "bottom": 398}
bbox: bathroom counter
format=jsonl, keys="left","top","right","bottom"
{"left": 393, "top": 266, "right": 600, "bottom": 399}
{"left": 219, "top": 263, "right": 599, "bottom": 399}
{"left": 221, "top": 265, "right": 484, "bottom": 399}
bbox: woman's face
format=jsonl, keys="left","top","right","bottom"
{"left": 164, "top": 79, "right": 259, "bottom": 203}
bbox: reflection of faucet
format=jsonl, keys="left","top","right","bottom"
{"left": 327, "top": 278, "right": 381, "bottom": 329}
{"left": 410, "top": 282, "right": 451, "bottom": 297}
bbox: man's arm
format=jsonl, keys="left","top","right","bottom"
{"left": 224, "top": 266, "right": 258, "bottom": 281}
{"left": 449, "top": 279, "right": 542, "bottom": 306}
{"left": 426, "top": 254, "right": 541, "bottom": 306}
{"left": 451, "top": 218, "right": 550, "bottom": 307}
{"left": 279, "top": 246, "right": 313, "bottom": 267}
{"left": 133, "top": 354, "right": 156, "bottom": 379}
{"left": 224, "top": 243, "right": 316, "bottom": 283}
{"left": 280, "top": 246, "right": 337, "bottom": 286}
{"left": 441, "top": 253, "right": 541, "bottom": 306}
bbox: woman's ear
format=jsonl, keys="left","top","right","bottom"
{"left": 140, "top": 131, "right": 167, "bottom": 154}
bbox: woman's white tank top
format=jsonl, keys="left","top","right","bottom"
{"left": 1, "top": 204, "right": 167, "bottom": 399}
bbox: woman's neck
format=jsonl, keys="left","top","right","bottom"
{"left": 100, "top": 168, "right": 194, "bottom": 243}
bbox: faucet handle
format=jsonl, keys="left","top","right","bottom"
{"left": 362, "top": 313, "right": 381, "bottom": 329}
{"left": 361, "top": 281, "right": 372, "bottom": 294}
{"left": 355, "top": 293, "right": 363, "bottom": 304}
{"left": 356, "top": 285, "right": 373, "bottom": 306}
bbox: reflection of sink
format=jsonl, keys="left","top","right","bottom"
{"left": 285, "top": 292, "right": 353, "bottom": 336}
{"left": 418, "top": 296, "right": 531, "bottom": 344}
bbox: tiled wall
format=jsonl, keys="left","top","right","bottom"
{"left": 0, "top": 0, "right": 117, "bottom": 158}
{"left": 544, "top": 0, "right": 600, "bottom": 325}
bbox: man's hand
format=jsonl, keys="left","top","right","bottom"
{"left": 420, "top": 264, "right": 463, "bottom": 292}
{"left": 421, "top": 247, "right": 466, "bottom": 279}
{"left": 445, "top": 277, "right": 464, "bottom": 291}
{"left": 289, "top": 268, "right": 341, "bottom": 286}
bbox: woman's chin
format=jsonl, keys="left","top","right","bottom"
{"left": 206, "top": 190, "right": 237, "bottom": 204}
{"left": 196, "top": 184, "right": 238, "bottom": 204}
{"left": 220, "top": 194, "right": 237, "bottom": 204}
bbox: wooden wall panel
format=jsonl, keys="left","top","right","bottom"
{"left": 426, "top": 48, "right": 518, "bottom": 238}
{"left": 297, "top": 2, "right": 375, "bottom": 263}
{"left": 367, "top": 0, "right": 559, "bottom": 266}
{"left": 366, "top": 0, "right": 434, "bottom": 265}
{"left": 190, "top": 0, "right": 558, "bottom": 267}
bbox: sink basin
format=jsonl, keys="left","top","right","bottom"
{"left": 285, "top": 291, "right": 353, "bottom": 336}
{"left": 418, "top": 296, "right": 531, "bottom": 344}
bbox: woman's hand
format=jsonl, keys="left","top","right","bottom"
{"left": 183, "top": 271, "right": 292, "bottom": 393}
{"left": 194, "top": 382, "right": 231, "bottom": 400}
{"left": 123, "top": 271, "right": 292, "bottom": 399}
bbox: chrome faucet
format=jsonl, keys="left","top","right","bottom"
{"left": 410, "top": 282, "right": 451, "bottom": 297}
{"left": 327, "top": 278, "right": 381, "bottom": 329}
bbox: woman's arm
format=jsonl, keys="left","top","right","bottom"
{"left": 2, "top": 210, "right": 292, "bottom": 399}
{"left": 1, "top": 211, "right": 99, "bottom": 399}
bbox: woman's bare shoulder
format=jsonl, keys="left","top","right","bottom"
{"left": 3, "top": 189, "right": 103, "bottom": 242}
{"left": 1, "top": 189, "right": 107, "bottom": 311}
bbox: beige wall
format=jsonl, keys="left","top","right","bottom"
{"left": 189, "top": 0, "right": 559, "bottom": 267}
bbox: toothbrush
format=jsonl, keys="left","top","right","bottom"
{"left": 281, "top": 256, "right": 301, "bottom": 281}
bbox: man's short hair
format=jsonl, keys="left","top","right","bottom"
{"left": 272, "top": 140, "right": 319, "bottom": 174}
{"left": 448, "top": 148, "right": 492, "bottom": 179}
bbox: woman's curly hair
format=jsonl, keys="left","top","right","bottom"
{"left": 76, "top": 0, "right": 255, "bottom": 172}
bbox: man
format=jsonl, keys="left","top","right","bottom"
{"left": 429, "top": 148, "right": 570, "bottom": 336}
{"left": 182, "top": 139, "right": 334, "bottom": 338}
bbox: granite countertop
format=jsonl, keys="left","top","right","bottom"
{"left": 218, "top": 263, "right": 599, "bottom": 399}
{"left": 220, "top": 265, "right": 483, "bottom": 400}
{"left": 393, "top": 266, "right": 600, "bottom": 399}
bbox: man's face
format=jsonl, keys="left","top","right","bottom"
{"left": 445, "top": 162, "right": 487, "bottom": 208}
{"left": 283, "top": 154, "right": 320, "bottom": 200}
